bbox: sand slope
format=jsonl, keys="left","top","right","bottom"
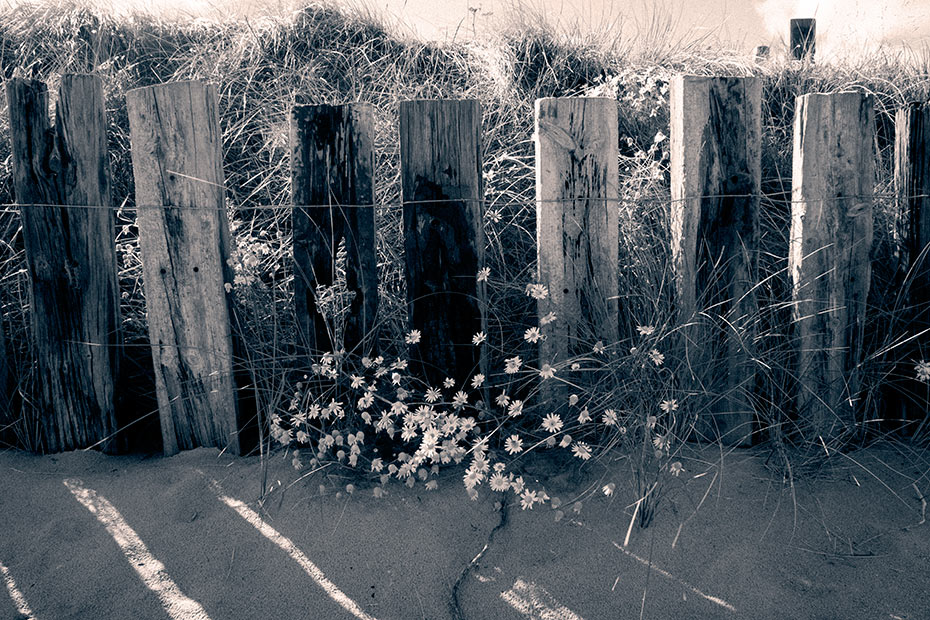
{"left": 0, "top": 443, "right": 927, "bottom": 620}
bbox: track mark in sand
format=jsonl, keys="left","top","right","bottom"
{"left": 1, "top": 558, "right": 36, "bottom": 619}
{"left": 205, "top": 477, "right": 379, "bottom": 620}
{"left": 63, "top": 479, "right": 212, "bottom": 620}
{"left": 612, "top": 542, "right": 737, "bottom": 612}
{"left": 501, "top": 578, "right": 585, "bottom": 620}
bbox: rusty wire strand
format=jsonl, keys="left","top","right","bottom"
{"left": 0, "top": 192, "right": 919, "bottom": 213}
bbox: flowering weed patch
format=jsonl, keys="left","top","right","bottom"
{"left": 271, "top": 270, "right": 690, "bottom": 523}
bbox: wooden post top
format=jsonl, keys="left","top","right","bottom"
{"left": 399, "top": 98, "right": 480, "bottom": 104}
{"left": 790, "top": 18, "right": 816, "bottom": 60}
{"left": 125, "top": 79, "right": 211, "bottom": 95}
{"left": 534, "top": 96, "right": 617, "bottom": 103}
{"left": 291, "top": 102, "right": 374, "bottom": 110}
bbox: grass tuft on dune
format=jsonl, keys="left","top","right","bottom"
{"left": 0, "top": 0, "right": 929, "bottom": 458}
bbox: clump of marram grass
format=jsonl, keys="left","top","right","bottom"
{"left": 1, "top": 0, "right": 929, "bottom": 517}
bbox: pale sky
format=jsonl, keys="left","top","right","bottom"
{"left": 16, "top": 0, "right": 930, "bottom": 58}
{"left": 337, "top": 0, "right": 930, "bottom": 59}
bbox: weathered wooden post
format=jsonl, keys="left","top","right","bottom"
{"left": 890, "top": 103, "right": 930, "bottom": 425}
{"left": 0, "top": 315, "right": 9, "bottom": 438}
{"left": 399, "top": 99, "right": 486, "bottom": 389}
{"left": 895, "top": 103, "right": 930, "bottom": 309}
{"left": 790, "top": 18, "right": 816, "bottom": 61}
{"left": 535, "top": 97, "right": 619, "bottom": 404}
{"left": 790, "top": 92, "right": 874, "bottom": 441}
{"left": 6, "top": 75, "right": 121, "bottom": 453}
{"left": 291, "top": 103, "right": 378, "bottom": 360}
{"left": 670, "top": 76, "right": 761, "bottom": 446}
{"left": 127, "top": 80, "right": 242, "bottom": 456}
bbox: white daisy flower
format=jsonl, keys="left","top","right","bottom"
{"left": 504, "top": 434, "right": 523, "bottom": 454}
{"left": 541, "top": 413, "right": 563, "bottom": 434}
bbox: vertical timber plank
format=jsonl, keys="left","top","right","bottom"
{"left": 127, "top": 80, "right": 240, "bottom": 456}
{"left": 790, "top": 92, "right": 874, "bottom": 441}
{"left": 399, "top": 99, "right": 486, "bottom": 389}
{"left": 291, "top": 103, "right": 378, "bottom": 360}
{"left": 6, "top": 75, "right": 121, "bottom": 453}
{"left": 0, "top": 314, "right": 9, "bottom": 443}
{"left": 790, "top": 18, "right": 816, "bottom": 61}
{"left": 891, "top": 103, "right": 930, "bottom": 425}
{"left": 894, "top": 103, "right": 930, "bottom": 313}
{"left": 535, "top": 96, "right": 619, "bottom": 404}
{"left": 670, "top": 75, "right": 761, "bottom": 446}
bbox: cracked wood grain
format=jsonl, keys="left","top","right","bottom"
{"left": 291, "top": 103, "right": 378, "bottom": 360}
{"left": 790, "top": 92, "right": 874, "bottom": 440}
{"left": 127, "top": 80, "right": 241, "bottom": 456}
{"left": 670, "top": 75, "right": 761, "bottom": 446}
{"left": 399, "top": 99, "right": 486, "bottom": 389}
{"left": 535, "top": 97, "right": 619, "bottom": 407}
{"left": 6, "top": 74, "right": 121, "bottom": 453}
{"left": 887, "top": 103, "right": 930, "bottom": 425}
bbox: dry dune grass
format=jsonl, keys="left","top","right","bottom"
{"left": 0, "top": 0, "right": 928, "bottom": 465}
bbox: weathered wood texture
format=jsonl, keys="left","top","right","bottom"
{"left": 291, "top": 103, "right": 378, "bottom": 359}
{"left": 670, "top": 76, "right": 761, "bottom": 446}
{"left": 6, "top": 75, "right": 121, "bottom": 453}
{"left": 890, "top": 103, "right": 930, "bottom": 423}
{"left": 895, "top": 103, "right": 930, "bottom": 310}
{"left": 0, "top": 315, "right": 9, "bottom": 441}
{"left": 790, "top": 18, "right": 816, "bottom": 60}
{"left": 790, "top": 92, "right": 874, "bottom": 440}
{"left": 535, "top": 97, "right": 619, "bottom": 394}
{"left": 399, "top": 99, "right": 486, "bottom": 388}
{"left": 127, "top": 80, "right": 241, "bottom": 456}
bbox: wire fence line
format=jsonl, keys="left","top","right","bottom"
{"left": 0, "top": 192, "right": 918, "bottom": 213}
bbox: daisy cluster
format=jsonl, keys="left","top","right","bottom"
{"left": 274, "top": 276, "right": 686, "bottom": 510}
